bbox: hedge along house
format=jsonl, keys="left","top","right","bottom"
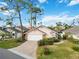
{"left": 63, "top": 26, "right": 79, "bottom": 40}
{"left": 25, "top": 26, "right": 57, "bottom": 41}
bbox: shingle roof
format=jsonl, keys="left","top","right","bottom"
{"left": 64, "top": 26, "right": 79, "bottom": 36}
{"left": 37, "top": 25, "right": 57, "bottom": 33}
{"left": 0, "top": 27, "right": 10, "bottom": 33}
{"left": 15, "top": 26, "right": 29, "bottom": 32}
{"left": 26, "top": 28, "right": 46, "bottom": 35}
{"left": 8, "top": 27, "right": 21, "bottom": 33}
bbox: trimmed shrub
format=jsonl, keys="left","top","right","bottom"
{"left": 47, "top": 38, "right": 54, "bottom": 45}
{"left": 53, "top": 38, "right": 60, "bottom": 42}
{"left": 38, "top": 38, "right": 54, "bottom": 46}
{"left": 43, "top": 46, "right": 51, "bottom": 55}
{"left": 16, "top": 37, "right": 26, "bottom": 42}
{"left": 74, "top": 41, "right": 79, "bottom": 44}
{"left": 53, "top": 37, "right": 60, "bottom": 42}
{"left": 72, "top": 46, "right": 79, "bottom": 52}
{"left": 38, "top": 40, "right": 45, "bottom": 46}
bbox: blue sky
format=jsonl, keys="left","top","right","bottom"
{"left": 0, "top": 0, "right": 79, "bottom": 26}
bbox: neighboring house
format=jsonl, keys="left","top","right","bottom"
{"left": 0, "top": 26, "right": 29, "bottom": 39}
{"left": 63, "top": 26, "right": 79, "bottom": 40}
{"left": 6, "top": 27, "right": 21, "bottom": 38}
{"left": 25, "top": 26, "right": 57, "bottom": 41}
{"left": 5, "top": 26, "right": 29, "bottom": 38}
{"left": 0, "top": 27, "right": 10, "bottom": 33}
{"left": 15, "top": 26, "right": 28, "bottom": 32}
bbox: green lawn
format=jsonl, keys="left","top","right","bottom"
{"left": 0, "top": 39, "right": 24, "bottom": 49}
{"left": 37, "top": 40, "right": 79, "bottom": 59}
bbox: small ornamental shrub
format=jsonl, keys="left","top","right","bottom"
{"left": 53, "top": 38, "right": 60, "bottom": 42}
{"left": 53, "top": 37, "right": 60, "bottom": 42}
{"left": 72, "top": 46, "right": 79, "bottom": 52}
{"left": 43, "top": 46, "right": 51, "bottom": 55}
{"left": 38, "top": 40, "right": 45, "bottom": 46}
{"left": 16, "top": 37, "right": 26, "bottom": 42}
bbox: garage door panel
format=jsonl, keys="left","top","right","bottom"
{"left": 27, "top": 34, "right": 42, "bottom": 41}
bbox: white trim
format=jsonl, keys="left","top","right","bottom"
{"left": 8, "top": 49, "right": 34, "bottom": 59}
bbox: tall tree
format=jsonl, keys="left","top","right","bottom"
{"left": 32, "top": 6, "right": 43, "bottom": 27}
{"left": 28, "top": 4, "right": 43, "bottom": 28}
{"left": 3, "top": 0, "right": 31, "bottom": 41}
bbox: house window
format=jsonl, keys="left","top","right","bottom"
{"left": 12, "top": 33, "right": 15, "bottom": 36}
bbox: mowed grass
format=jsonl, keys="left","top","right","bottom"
{"left": 37, "top": 40, "right": 79, "bottom": 59}
{"left": 0, "top": 39, "right": 23, "bottom": 49}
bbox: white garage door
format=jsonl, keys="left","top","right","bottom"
{"left": 27, "top": 34, "right": 42, "bottom": 41}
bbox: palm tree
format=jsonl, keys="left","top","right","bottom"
{"left": 32, "top": 6, "right": 43, "bottom": 27}
{"left": 28, "top": 4, "right": 43, "bottom": 28}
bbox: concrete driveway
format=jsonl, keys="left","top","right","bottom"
{"left": 9, "top": 41, "right": 38, "bottom": 59}
{"left": 0, "top": 48, "right": 25, "bottom": 59}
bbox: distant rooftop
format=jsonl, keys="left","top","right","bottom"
{"left": 64, "top": 26, "right": 79, "bottom": 36}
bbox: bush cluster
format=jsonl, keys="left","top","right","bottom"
{"left": 38, "top": 38, "right": 54, "bottom": 46}
{"left": 43, "top": 46, "right": 52, "bottom": 55}
{"left": 53, "top": 37, "right": 60, "bottom": 42}
{"left": 38, "top": 37, "right": 62, "bottom": 46}
{"left": 72, "top": 46, "right": 79, "bottom": 52}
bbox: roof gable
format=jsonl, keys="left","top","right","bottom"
{"left": 38, "top": 25, "right": 56, "bottom": 33}
{"left": 26, "top": 28, "right": 46, "bottom": 35}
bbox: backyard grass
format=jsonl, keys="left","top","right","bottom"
{"left": 0, "top": 39, "right": 24, "bottom": 49}
{"left": 37, "top": 40, "right": 79, "bottom": 59}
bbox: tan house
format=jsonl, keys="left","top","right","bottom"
{"left": 25, "top": 26, "right": 56, "bottom": 41}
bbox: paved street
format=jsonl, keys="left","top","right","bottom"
{"left": 0, "top": 48, "right": 25, "bottom": 59}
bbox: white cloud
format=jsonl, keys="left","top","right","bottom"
{"left": 0, "top": 2, "right": 9, "bottom": 15}
{"left": 58, "top": 0, "right": 64, "bottom": 3}
{"left": 58, "top": 0, "right": 68, "bottom": 3}
{"left": 2, "top": 11, "right": 10, "bottom": 16}
{"left": 38, "top": 0, "right": 47, "bottom": 3}
{"left": 0, "top": 2, "right": 8, "bottom": 7}
{"left": 9, "top": 10, "right": 15, "bottom": 13}
{"left": 42, "top": 14, "right": 79, "bottom": 26}
{"left": 0, "top": 9, "right": 16, "bottom": 16}
{"left": 68, "top": 0, "right": 79, "bottom": 6}
{"left": 58, "top": 0, "right": 79, "bottom": 6}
